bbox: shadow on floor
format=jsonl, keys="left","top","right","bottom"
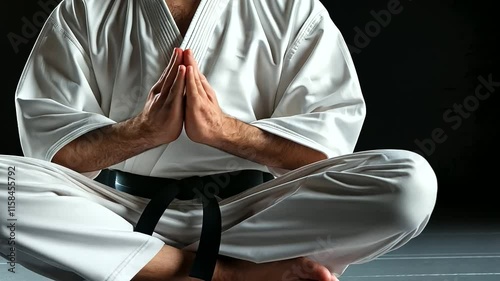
{"left": 341, "top": 209, "right": 500, "bottom": 281}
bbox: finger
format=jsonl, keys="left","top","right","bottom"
{"left": 150, "top": 48, "right": 180, "bottom": 96}
{"left": 162, "top": 47, "right": 181, "bottom": 82}
{"left": 156, "top": 49, "right": 182, "bottom": 105}
{"left": 199, "top": 73, "right": 217, "bottom": 103}
{"left": 183, "top": 49, "right": 199, "bottom": 69}
{"left": 160, "top": 48, "right": 184, "bottom": 95}
{"left": 185, "top": 66, "right": 199, "bottom": 102}
{"left": 163, "top": 65, "right": 186, "bottom": 108}
{"left": 193, "top": 66, "right": 208, "bottom": 99}
{"left": 182, "top": 49, "right": 207, "bottom": 98}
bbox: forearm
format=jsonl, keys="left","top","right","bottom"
{"left": 52, "top": 116, "right": 156, "bottom": 173}
{"left": 216, "top": 117, "right": 327, "bottom": 170}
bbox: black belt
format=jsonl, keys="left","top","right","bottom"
{"left": 114, "top": 170, "right": 274, "bottom": 281}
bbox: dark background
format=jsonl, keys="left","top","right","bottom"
{"left": 1, "top": 0, "right": 498, "bottom": 220}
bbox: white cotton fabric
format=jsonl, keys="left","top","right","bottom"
{"left": 15, "top": 0, "right": 365, "bottom": 179}
{"left": 0, "top": 149, "right": 437, "bottom": 280}
{"left": 4, "top": 1, "right": 439, "bottom": 280}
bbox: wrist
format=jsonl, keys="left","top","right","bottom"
{"left": 124, "top": 115, "right": 160, "bottom": 149}
{"left": 214, "top": 115, "right": 241, "bottom": 147}
{"left": 131, "top": 114, "right": 164, "bottom": 149}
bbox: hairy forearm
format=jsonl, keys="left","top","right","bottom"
{"left": 52, "top": 116, "right": 156, "bottom": 173}
{"left": 216, "top": 117, "right": 327, "bottom": 170}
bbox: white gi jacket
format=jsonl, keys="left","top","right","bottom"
{"left": 15, "top": 0, "right": 366, "bottom": 179}
{"left": 5, "top": 4, "right": 438, "bottom": 281}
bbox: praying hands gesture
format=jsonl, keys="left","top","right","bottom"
{"left": 140, "top": 47, "right": 233, "bottom": 147}
{"left": 183, "top": 49, "right": 236, "bottom": 147}
{"left": 53, "top": 48, "right": 325, "bottom": 173}
{"left": 139, "top": 48, "right": 186, "bottom": 146}
{"left": 145, "top": 47, "right": 326, "bottom": 169}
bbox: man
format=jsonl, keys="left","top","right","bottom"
{"left": 0, "top": 0, "right": 438, "bottom": 280}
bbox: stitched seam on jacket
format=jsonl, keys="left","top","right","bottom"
{"left": 284, "top": 8, "right": 324, "bottom": 61}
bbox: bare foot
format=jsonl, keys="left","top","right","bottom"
{"left": 214, "top": 256, "right": 339, "bottom": 281}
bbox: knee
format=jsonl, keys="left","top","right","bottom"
{"left": 374, "top": 149, "right": 438, "bottom": 234}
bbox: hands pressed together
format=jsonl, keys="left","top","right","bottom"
{"left": 138, "top": 48, "right": 236, "bottom": 147}
{"left": 135, "top": 48, "right": 326, "bottom": 170}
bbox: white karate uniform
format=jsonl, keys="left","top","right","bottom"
{"left": 1, "top": 0, "right": 438, "bottom": 280}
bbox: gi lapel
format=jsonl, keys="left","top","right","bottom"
{"left": 144, "top": 0, "right": 230, "bottom": 69}
{"left": 178, "top": 0, "right": 230, "bottom": 69}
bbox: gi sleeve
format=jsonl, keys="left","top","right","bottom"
{"left": 250, "top": 6, "right": 366, "bottom": 176}
{"left": 14, "top": 2, "right": 115, "bottom": 178}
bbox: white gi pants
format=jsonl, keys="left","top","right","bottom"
{"left": 0, "top": 149, "right": 437, "bottom": 281}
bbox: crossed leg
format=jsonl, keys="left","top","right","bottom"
{"left": 0, "top": 149, "right": 437, "bottom": 281}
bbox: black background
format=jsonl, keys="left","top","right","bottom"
{"left": 1, "top": 0, "right": 499, "bottom": 220}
